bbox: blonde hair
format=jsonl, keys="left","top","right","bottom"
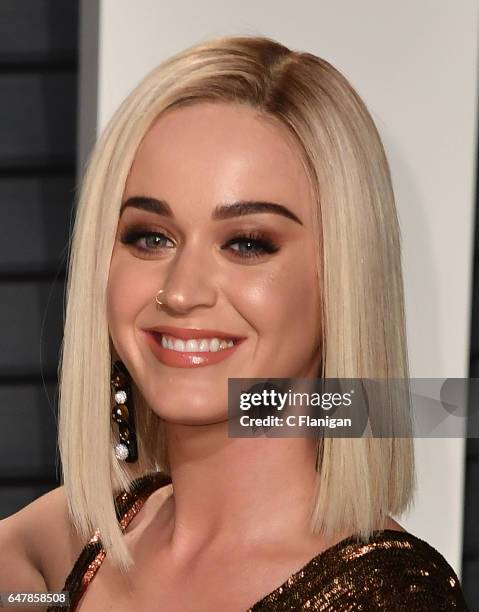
{"left": 59, "top": 35, "right": 414, "bottom": 569}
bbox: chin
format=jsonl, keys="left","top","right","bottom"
{"left": 155, "top": 410, "right": 228, "bottom": 427}
{"left": 145, "top": 393, "right": 227, "bottom": 422}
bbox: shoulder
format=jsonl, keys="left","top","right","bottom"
{"left": 0, "top": 485, "right": 85, "bottom": 593}
{"left": 334, "top": 529, "right": 469, "bottom": 610}
{"left": 0, "top": 471, "right": 173, "bottom": 596}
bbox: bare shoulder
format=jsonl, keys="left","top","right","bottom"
{"left": 0, "top": 485, "right": 85, "bottom": 593}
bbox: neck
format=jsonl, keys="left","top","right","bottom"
{"left": 160, "top": 420, "right": 320, "bottom": 559}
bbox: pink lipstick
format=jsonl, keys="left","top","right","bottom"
{"left": 142, "top": 327, "right": 246, "bottom": 368}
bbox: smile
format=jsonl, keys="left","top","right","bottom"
{"left": 144, "top": 331, "right": 245, "bottom": 368}
{"left": 161, "top": 333, "right": 236, "bottom": 352}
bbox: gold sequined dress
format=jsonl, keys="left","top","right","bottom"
{"left": 47, "top": 471, "right": 470, "bottom": 611}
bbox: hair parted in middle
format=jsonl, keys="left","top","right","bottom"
{"left": 59, "top": 34, "right": 414, "bottom": 570}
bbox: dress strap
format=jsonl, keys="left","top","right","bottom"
{"left": 47, "top": 471, "right": 172, "bottom": 612}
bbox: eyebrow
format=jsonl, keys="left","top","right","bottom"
{"left": 120, "top": 196, "right": 303, "bottom": 226}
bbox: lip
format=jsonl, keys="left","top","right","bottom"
{"left": 143, "top": 330, "right": 246, "bottom": 369}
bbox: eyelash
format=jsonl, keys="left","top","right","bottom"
{"left": 119, "top": 227, "right": 280, "bottom": 260}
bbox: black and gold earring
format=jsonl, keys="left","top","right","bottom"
{"left": 110, "top": 360, "right": 138, "bottom": 462}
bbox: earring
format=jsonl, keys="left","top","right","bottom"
{"left": 110, "top": 360, "right": 138, "bottom": 462}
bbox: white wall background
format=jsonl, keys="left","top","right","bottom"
{"left": 78, "top": 0, "right": 479, "bottom": 576}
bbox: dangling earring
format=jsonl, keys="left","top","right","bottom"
{"left": 110, "top": 360, "right": 138, "bottom": 462}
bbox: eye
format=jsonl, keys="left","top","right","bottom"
{"left": 119, "top": 228, "right": 174, "bottom": 253}
{"left": 119, "top": 226, "right": 280, "bottom": 261}
{"left": 222, "top": 231, "right": 280, "bottom": 260}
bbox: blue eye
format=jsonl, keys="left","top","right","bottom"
{"left": 222, "top": 232, "right": 280, "bottom": 259}
{"left": 121, "top": 230, "right": 174, "bottom": 252}
{"left": 120, "top": 227, "right": 280, "bottom": 260}
{"left": 142, "top": 233, "right": 171, "bottom": 249}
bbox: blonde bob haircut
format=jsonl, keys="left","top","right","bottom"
{"left": 59, "top": 35, "right": 414, "bottom": 570}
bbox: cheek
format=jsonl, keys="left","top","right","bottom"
{"left": 232, "top": 247, "right": 320, "bottom": 346}
{"left": 106, "top": 252, "right": 157, "bottom": 351}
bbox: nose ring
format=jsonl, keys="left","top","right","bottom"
{"left": 155, "top": 289, "right": 165, "bottom": 308}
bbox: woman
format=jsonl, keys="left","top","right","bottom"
{"left": 0, "top": 35, "right": 469, "bottom": 611}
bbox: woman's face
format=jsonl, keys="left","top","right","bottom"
{"left": 107, "top": 101, "right": 321, "bottom": 424}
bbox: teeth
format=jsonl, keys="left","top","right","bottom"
{"left": 160, "top": 334, "right": 235, "bottom": 353}
{"left": 174, "top": 339, "right": 185, "bottom": 351}
{"left": 198, "top": 339, "right": 209, "bottom": 352}
{"left": 186, "top": 339, "right": 199, "bottom": 352}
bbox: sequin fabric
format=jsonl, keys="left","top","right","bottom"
{"left": 47, "top": 471, "right": 470, "bottom": 611}
{"left": 247, "top": 531, "right": 469, "bottom": 611}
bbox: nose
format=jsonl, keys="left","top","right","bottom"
{"left": 157, "top": 243, "right": 218, "bottom": 314}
